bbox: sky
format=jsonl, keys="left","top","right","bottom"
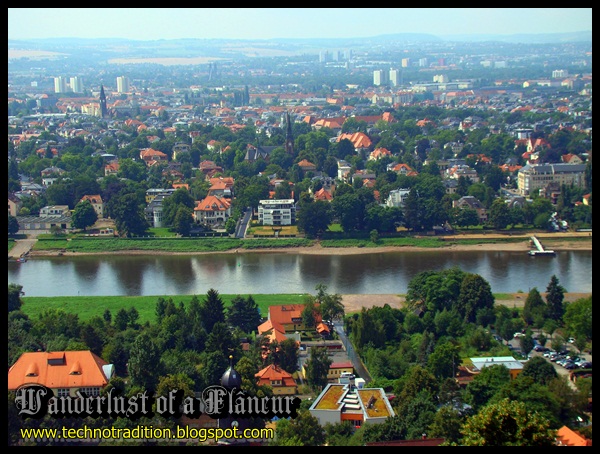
{"left": 8, "top": 8, "right": 592, "bottom": 41}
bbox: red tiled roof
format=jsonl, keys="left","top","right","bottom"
{"left": 8, "top": 350, "right": 111, "bottom": 391}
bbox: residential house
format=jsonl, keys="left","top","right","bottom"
{"left": 145, "top": 193, "right": 171, "bottom": 228}
{"left": 314, "top": 187, "right": 333, "bottom": 202}
{"left": 336, "top": 132, "right": 372, "bottom": 155}
{"left": 469, "top": 356, "right": 524, "bottom": 380}
{"left": 257, "top": 199, "right": 296, "bottom": 226}
{"left": 255, "top": 364, "right": 298, "bottom": 395}
{"left": 207, "top": 177, "right": 235, "bottom": 199}
{"left": 171, "top": 142, "right": 190, "bottom": 161}
{"left": 309, "top": 383, "right": 394, "bottom": 428}
{"left": 453, "top": 196, "right": 487, "bottom": 224}
{"left": 79, "top": 194, "right": 105, "bottom": 219}
{"left": 561, "top": 153, "right": 584, "bottom": 164}
{"left": 351, "top": 169, "right": 376, "bottom": 187}
{"left": 555, "top": 426, "right": 592, "bottom": 446}
{"left": 16, "top": 209, "right": 72, "bottom": 235}
{"left": 8, "top": 350, "right": 114, "bottom": 397}
{"left": 387, "top": 162, "right": 418, "bottom": 177}
{"left": 139, "top": 148, "right": 168, "bottom": 166}
{"left": 297, "top": 159, "right": 317, "bottom": 175}
{"left": 244, "top": 144, "right": 277, "bottom": 162}
{"left": 104, "top": 160, "right": 119, "bottom": 177}
{"left": 517, "top": 163, "right": 586, "bottom": 196}
{"left": 265, "top": 304, "right": 323, "bottom": 333}
{"left": 199, "top": 160, "right": 224, "bottom": 178}
{"left": 386, "top": 188, "right": 411, "bottom": 208}
{"left": 8, "top": 193, "right": 22, "bottom": 217}
{"left": 368, "top": 147, "right": 392, "bottom": 161}
{"left": 337, "top": 159, "right": 352, "bottom": 182}
{"left": 40, "top": 205, "right": 70, "bottom": 217}
{"left": 193, "top": 195, "right": 232, "bottom": 227}
{"left": 327, "top": 361, "right": 354, "bottom": 383}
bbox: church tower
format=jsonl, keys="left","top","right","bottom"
{"left": 99, "top": 85, "right": 108, "bottom": 119}
{"left": 284, "top": 111, "right": 294, "bottom": 155}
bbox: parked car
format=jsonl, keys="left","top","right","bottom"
{"left": 534, "top": 345, "right": 548, "bottom": 352}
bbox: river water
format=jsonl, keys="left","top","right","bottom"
{"left": 7, "top": 250, "right": 592, "bottom": 297}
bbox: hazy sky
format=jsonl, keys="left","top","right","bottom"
{"left": 8, "top": 8, "right": 592, "bottom": 41}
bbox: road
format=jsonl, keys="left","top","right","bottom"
{"left": 8, "top": 238, "right": 36, "bottom": 260}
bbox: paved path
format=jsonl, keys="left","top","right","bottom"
{"left": 8, "top": 239, "right": 36, "bottom": 260}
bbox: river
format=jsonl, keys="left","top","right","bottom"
{"left": 7, "top": 249, "right": 592, "bottom": 297}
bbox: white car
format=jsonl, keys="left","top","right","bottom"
{"left": 513, "top": 332, "right": 525, "bottom": 338}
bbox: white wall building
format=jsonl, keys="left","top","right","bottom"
{"left": 258, "top": 199, "right": 296, "bottom": 226}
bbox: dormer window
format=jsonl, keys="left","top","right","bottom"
{"left": 69, "top": 361, "right": 82, "bottom": 375}
{"left": 25, "top": 363, "right": 39, "bottom": 377}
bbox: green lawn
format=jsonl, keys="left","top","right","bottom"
{"left": 20, "top": 293, "right": 312, "bottom": 325}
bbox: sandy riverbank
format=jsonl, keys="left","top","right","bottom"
{"left": 339, "top": 292, "right": 592, "bottom": 314}
{"left": 25, "top": 233, "right": 592, "bottom": 258}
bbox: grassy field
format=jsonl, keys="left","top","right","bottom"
{"left": 19, "top": 292, "right": 523, "bottom": 325}
{"left": 20, "top": 293, "right": 311, "bottom": 324}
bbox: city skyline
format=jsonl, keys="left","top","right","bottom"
{"left": 8, "top": 8, "right": 592, "bottom": 41}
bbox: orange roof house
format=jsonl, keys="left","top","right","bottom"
{"left": 555, "top": 426, "right": 592, "bottom": 446}
{"left": 8, "top": 350, "right": 114, "bottom": 395}
{"left": 268, "top": 304, "right": 323, "bottom": 333}
{"left": 139, "top": 148, "right": 168, "bottom": 165}
{"left": 336, "top": 132, "right": 372, "bottom": 151}
{"left": 255, "top": 364, "right": 297, "bottom": 395}
{"left": 193, "top": 195, "right": 232, "bottom": 227}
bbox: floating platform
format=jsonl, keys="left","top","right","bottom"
{"left": 528, "top": 249, "right": 556, "bottom": 256}
{"left": 528, "top": 236, "right": 555, "bottom": 256}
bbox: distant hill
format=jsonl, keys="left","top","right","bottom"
{"left": 8, "top": 31, "right": 592, "bottom": 62}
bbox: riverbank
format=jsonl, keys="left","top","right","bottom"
{"left": 23, "top": 232, "right": 592, "bottom": 257}
{"left": 340, "top": 292, "right": 592, "bottom": 314}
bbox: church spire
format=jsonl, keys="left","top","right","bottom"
{"left": 285, "top": 111, "right": 294, "bottom": 155}
{"left": 99, "top": 85, "right": 108, "bottom": 119}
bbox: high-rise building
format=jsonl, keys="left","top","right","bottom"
{"left": 54, "top": 76, "right": 67, "bottom": 94}
{"left": 116, "top": 76, "right": 130, "bottom": 94}
{"left": 401, "top": 58, "right": 411, "bottom": 68}
{"left": 373, "top": 69, "right": 389, "bottom": 86}
{"left": 70, "top": 76, "right": 84, "bottom": 93}
{"left": 389, "top": 69, "right": 401, "bottom": 87}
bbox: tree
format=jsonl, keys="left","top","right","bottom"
{"left": 304, "top": 346, "right": 332, "bottom": 392}
{"left": 111, "top": 192, "right": 149, "bottom": 237}
{"left": 8, "top": 283, "right": 24, "bottom": 313}
{"left": 226, "top": 295, "right": 261, "bottom": 333}
{"left": 464, "top": 364, "right": 511, "bottom": 411}
{"left": 315, "top": 284, "right": 345, "bottom": 322}
{"left": 562, "top": 296, "right": 592, "bottom": 342}
{"left": 71, "top": 200, "right": 98, "bottom": 231}
{"left": 458, "top": 398, "right": 556, "bottom": 446}
{"left": 545, "top": 275, "right": 565, "bottom": 321}
{"left": 199, "top": 288, "right": 226, "bottom": 333}
{"left": 8, "top": 215, "right": 19, "bottom": 236}
{"left": 172, "top": 206, "right": 193, "bottom": 236}
{"left": 161, "top": 188, "right": 195, "bottom": 227}
{"left": 296, "top": 199, "right": 332, "bottom": 238}
{"left": 488, "top": 198, "right": 512, "bottom": 229}
{"left": 127, "top": 331, "right": 163, "bottom": 392}
{"left": 520, "top": 356, "right": 558, "bottom": 386}
{"left": 522, "top": 287, "right": 547, "bottom": 327}
{"left": 457, "top": 273, "right": 495, "bottom": 324}
{"left": 271, "top": 410, "right": 326, "bottom": 446}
